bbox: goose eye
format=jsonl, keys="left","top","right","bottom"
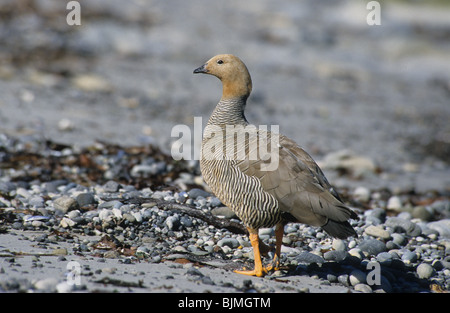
{"left": 217, "top": 60, "right": 224, "bottom": 65}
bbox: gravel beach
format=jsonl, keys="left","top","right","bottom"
{"left": 1, "top": 0, "right": 450, "bottom": 294}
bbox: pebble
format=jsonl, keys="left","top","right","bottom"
{"left": 296, "top": 252, "right": 324, "bottom": 265}
{"left": 427, "top": 219, "right": 450, "bottom": 238}
{"left": 385, "top": 217, "right": 422, "bottom": 236}
{"left": 417, "top": 263, "right": 435, "bottom": 279}
{"left": 211, "top": 206, "right": 236, "bottom": 219}
{"left": 323, "top": 250, "right": 348, "bottom": 262}
{"left": 53, "top": 196, "right": 79, "bottom": 213}
{"left": 217, "top": 237, "right": 239, "bottom": 249}
{"left": 34, "top": 278, "right": 59, "bottom": 292}
{"left": 332, "top": 239, "right": 347, "bottom": 251}
{"left": 387, "top": 196, "right": 402, "bottom": 211}
{"left": 353, "top": 186, "right": 371, "bottom": 202}
{"left": 354, "top": 283, "right": 372, "bottom": 293}
{"left": 402, "top": 251, "right": 418, "bottom": 264}
{"left": 358, "top": 239, "right": 386, "bottom": 256}
{"left": 349, "top": 269, "right": 367, "bottom": 286}
{"left": 364, "top": 225, "right": 391, "bottom": 240}
{"left": 188, "top": 188, "right": 211, "bottom": 199}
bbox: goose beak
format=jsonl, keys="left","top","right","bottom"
{"left": 193, "top": 63, "right": 208, "bottom": 74}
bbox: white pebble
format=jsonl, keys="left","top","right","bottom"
{"left": 354, "top": 186, "right": 371, "bottom": 202}
{"left": 387, "top": 196, "right": 402, "bottom": 211}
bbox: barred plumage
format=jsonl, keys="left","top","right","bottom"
{"left": 194, "top": 54, "right": 357, "bottom": 277}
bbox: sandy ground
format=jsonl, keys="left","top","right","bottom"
{"left": 0, "top": 0, "right": 449, "bottom": 294}
{"left": 0, "top": 230, "right": 349, "bottom": 293}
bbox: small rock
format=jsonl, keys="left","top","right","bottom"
{"left": 296, "top": 252, "right": 325, "bottom": 264}
{"left": 416, "top": 263, "right": 435, "bottom": 279}
{"left": 391, "top": 233, "right": 407, "bottom": 246}
{"left": 401, "top": 251, "right": 418, "bottom": 264}
{"left": 412, "top": 206, "right": 433, "bottom": 221}
{"left": 337, "top": 274, "right": 350, "bottom": 287}
{"left": 72, "top": 74, "right": 112, "bottom": 92}
{"left": 188, "top": 188, "right": 211, "bottom": 199}
{"left": 76, "top": 192, "right": 96, "bottom": 207}
{"left": 319, "top": 149, "right": 376, "bottom": 178}
{"left": 364, "top": 225, "right": 391, "bottom": 240}
{"left": 58, "top": 118, "right": 75, "bottom": 132}
{"left": 56, "top": 281, "right": 76, "bottom": 293}
{"left": 387, "top": 196, "right": 402, "bottom": 211}
{"left": 104, "top": 250, "right": 121, "bottom": 258}
{"left": 52, "top": 248, "right": 68, "bottom": 256}
{"left": 427, "top": 219, "right": 450, "bottom": 238}
{"left": 186, "top": 267, "right": 204, "bottom": 276}
{"left": 99, "top": 209, "right": 113, "bottom": 222}
{"left": 34, "top": 278, "right": 59, "bottom": 292}
{"left": 165, "top": 215, "right": 180, "bottom": 230}
{"left": 217, "top": 237, "right": 239, "bottom": 249}
{"left": 180, "top": 216, "right": 193, "bottom": 227}
{"left": 348, "top": 248, "right": 364, "bottom": 259}
{"left": 332, "top": 239, "right": 347, "bottom": 251}
{"left": 358, "top": 239, "right": 386, "bottom": 256}
{"left": 353, "top": 186, "right": 371, "bottom": 202}
{"left": 323, "top": 250, "right": 348, "bottom": 262}
{"left": 53, "top": 196, "right": 79, "bottom": 213}
{"left": 211, "top": 206, "right": 236, "bottom": 219}
{"left": 376, "top": 252, "right": 393, "bottom": 265}
{"left": 349, "top": 269, "right": 367, "bottom": 286}
{"left": 123, "top": 213, "right": 136, "bottom": 223}
{"left": 103, "top": 180, "right": 120, "bottom": 193}
{"left": 60, "top": 217, "right": 76, "bottom": 228}
{"left": 385, "top": 217, "right": 422, "bottom": 236}
{"left": 368, "top": 208, "right": 386, "bottom": 223}
{"left": 354, "top": 283, "right": 372, "bottom": 293}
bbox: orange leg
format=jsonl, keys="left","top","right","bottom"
{"left": 234, "top": 228, "right": 265, "bottom": 277}
{"left": 265, "top": 223, "right": 283, "bottom": 272}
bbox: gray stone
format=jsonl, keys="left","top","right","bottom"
{"left": 337, "top": 274, "right": 350, "bottom": 287}
{"left": 165, "top": 215, "right": 180, "bottom": 230}
{"left": 53, "top": 196, "right": 79, "bottom": 213}
{"left": 412, "top": 206, "right": 433, "bottom": 221}
{"left": 76, "top": 192, "right": 96, "bottom": 206}
{"left": 354, "top": 283, "right": 372, "bottom": 293}
{"left": 211, "top": 206, "right": 236, "bottom": 219}
{"left": 391, "top": 233, "right": 407, "bottom": 246}
{"left": 34, "top": 277, "right": 59, "bottom": 292}
{"left": 427, "top": 219, "right": 450, "bottom": 238}
{"left": 29, "top": 196, "right": 45, "bottom": 208}
{"left": 353, "top": 186, "right": 371, "bottom": 202}
{"left": 0, "top": 181, "right": 16, "bottom": 194}
{"left": 217, "top": 237, "right": 239, "bottom": 249}
{"left": 358, "top": 239, "right": 386, "bottom": 256}
{"left": 416, "top": 263, "right": 435, "bottom": 279}
{"left": 103, "top": 180, "right": 120, "bottom": 193}
{"left": 385, "top": 217, "right": 421, "bottom": 236}
{"left": 401, "top": 251, "right": 418, "bottom": 264}
{"left": 332, "top": 239, "right": 347, "bottom": 251}
{"left": 364, "top": 225, "right": 391, "bottom": 240}
{"left": 323, "top": 250, "right": 348, "bottom": 262}
{"left": 186, "top": 267, "right": 204, "bottom": 276}
{"left": 367, "top": 207, "right": 386, "bottom": 223}
{"left": 376, "top": 252, "right": 393, "bottom": 265}
{"left": 387, "top": 196, "right": 402, "bottom": 211}
{"left": 296, "top": 252, "right": 325, "bottom": 264}
{"left": 349, "top": 269, "right": 367, "bottom": 286}
{"left": 187, "top": 188, "right": 211, "bottom": 199}
{"left": 180, "top": 216, "right": 193, "bottom": 227}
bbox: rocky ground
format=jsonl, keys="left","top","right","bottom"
{"left": 0, "top": 0, "right": 449, "bottom": 293}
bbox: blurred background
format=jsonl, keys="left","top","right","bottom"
{"left": 0, "top": 0, "right": 449, "bottom": 192}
